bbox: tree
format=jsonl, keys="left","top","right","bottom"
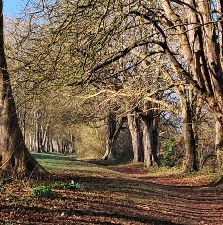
{"left": 141, "top": 102, "right": 159, "bottom": 167}
{"left": 102, "top": 110, "right": 126, "bottom": 160}
{"left": 157, "top": 0, "right": 223, "bottom": 171}
{"left": 127, "top": 110, "right": 143, "bottom": 162}
{"left": 0, "top": 1, "right": 42, "bottom": 175}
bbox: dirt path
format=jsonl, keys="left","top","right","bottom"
{"left": 100, "top": 163, "right": 223, "bottom": 225}
{"left": 0, "top": 157, "right": 223, "bottom": 225}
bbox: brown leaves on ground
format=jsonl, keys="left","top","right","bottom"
{"left": 0, "top": 160, "right": 223, "bottom": 225}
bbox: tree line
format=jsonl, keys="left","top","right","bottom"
{"left": 0, "top": 0, "right": 222, "bottom": 179}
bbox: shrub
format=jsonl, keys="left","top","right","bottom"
{"left": 160, "top": 139, "right": 176, "bottom": 167}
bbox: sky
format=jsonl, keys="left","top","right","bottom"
{"left": 3, "top": 0, "right": 25, "bottom": 16}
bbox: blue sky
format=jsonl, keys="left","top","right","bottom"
{"left": 3, "top": 0, "right": 25, "bottom": 16}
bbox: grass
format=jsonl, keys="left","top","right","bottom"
{"left": 144, "top": 165, "right": 218, "bottom": 178}
{"left": 33, "top": 152, "right": 122, "bottom": 176}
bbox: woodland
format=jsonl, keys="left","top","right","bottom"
{"left": 1, "top": 0, "right": 223, "bottom": 224}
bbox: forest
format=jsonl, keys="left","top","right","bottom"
{"left": 1, "top": 0, "right": 223, "bottom": 224}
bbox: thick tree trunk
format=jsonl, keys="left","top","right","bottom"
{"left": 102, "top": 115, "right": 126, "bottom": 160}
{"left": 0, "top": 1, "right": 44, "bottom": 175}
{"left": 142, "top": 121, "right": 152, "bottom": 167}
{"left": 102, "top": 111, "right": 117, "bottom": 160}
{"left": 181, "top": 100, "right": 198, "bottom": 171}
{"left": 127, "top": 112, "right": 143, "bottom": 162}
{"left": 141, "top": 111, "right": 159, "bottom": 167}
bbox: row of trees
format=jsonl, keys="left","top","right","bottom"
{"left": 0, "top": 0, "right": 222, "bottom": 177}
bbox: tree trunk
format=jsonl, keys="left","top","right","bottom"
{"left": 181, "top": 98, "right": 198, "bottom": 171}
{"left": 50, "top": 139, "right": 54, "bottom": 153}
{"left": 0, "top": 1, "right": 44, "bottom": 175}
{"left": 37, "top": 123, "right": 42, "bottom": 153}
{"left": 141, "top": 111, "right": 159, "bottom": 167}
{"left": 56, "top": 139, "right": 60, "bottom": 153}
{"left": 127, "top": 112, "right": 143, "bottom": 162}
{"left": 70, "top": 134, "right": 75, "bottom": 153}
{"left": 102, "top": 111, "right": 117, "bottom": 160}
{"left": 42, "top": 122, "right": 49, "bottom": 152}
{"left": 142, "top": 121, "right": 152, "bottom": 167}
{"left": 22, "top": 111, "right": 26, "bottom": 145}
{"left": 102, "top": 115, "right": 126, "bottom": 160}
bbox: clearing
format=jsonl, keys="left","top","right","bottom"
{"left": 0, "top": 153, "right": 223, "bottom": 225}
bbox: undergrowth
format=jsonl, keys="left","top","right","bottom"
{"left": 31, "top": 180, "right": 81, "bottom": 198}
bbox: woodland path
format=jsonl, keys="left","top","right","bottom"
{"left": 0, "top": 153, "right": 222, "bottom": 225}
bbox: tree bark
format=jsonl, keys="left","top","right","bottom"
{"left": 102, "top": 115, "right": 126, "bottom": 160}
{"left": 0, "top": 1, "right": 44, "bottom": 175}
{"left": 127, "top": 112, "right": 143, "bottom": 162}
{"left": 37, "top": 123, "right": 43, "bottom": 153}
{"left": 102, "top": 111, "right": 117, "bottom": 160}
{"left": 141, "top": 109, "right": 159, "bottom": 167}
{"left": 181, "top": 94, "right": 198, "bottom": 171}
{"left": 70, "top": 134, "right": 75, "bottom": 153}
{"left": 50, "top": 138, "right": 54, "bottom": 152}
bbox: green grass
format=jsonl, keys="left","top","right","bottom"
{"left": 32, "top": 152, "right": 76, "bottom": 162}
{"left": 32, "top": 152, "right": 121, "bottom": 175}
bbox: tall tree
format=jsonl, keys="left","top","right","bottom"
{"left": 141, "top": 103, "right": 159, "bottom": 167}
{"left": 127, "top": 110, "right": 143, "bottom": 162}
{"left": 159, "top": 0, "right": 223, "bottom": 169}
{"left": 179, "top": 87, "right": 198, "bottom": 171}
{"left": 0, "top": 1, "right": 42, "bottom": 175}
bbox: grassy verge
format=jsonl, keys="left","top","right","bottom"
{"left": 32, "top": 152, "right": 121, "bottom": 176}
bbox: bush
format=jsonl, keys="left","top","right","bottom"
{"left": 160, "top": 139, "right": 175, "bottom": 167}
